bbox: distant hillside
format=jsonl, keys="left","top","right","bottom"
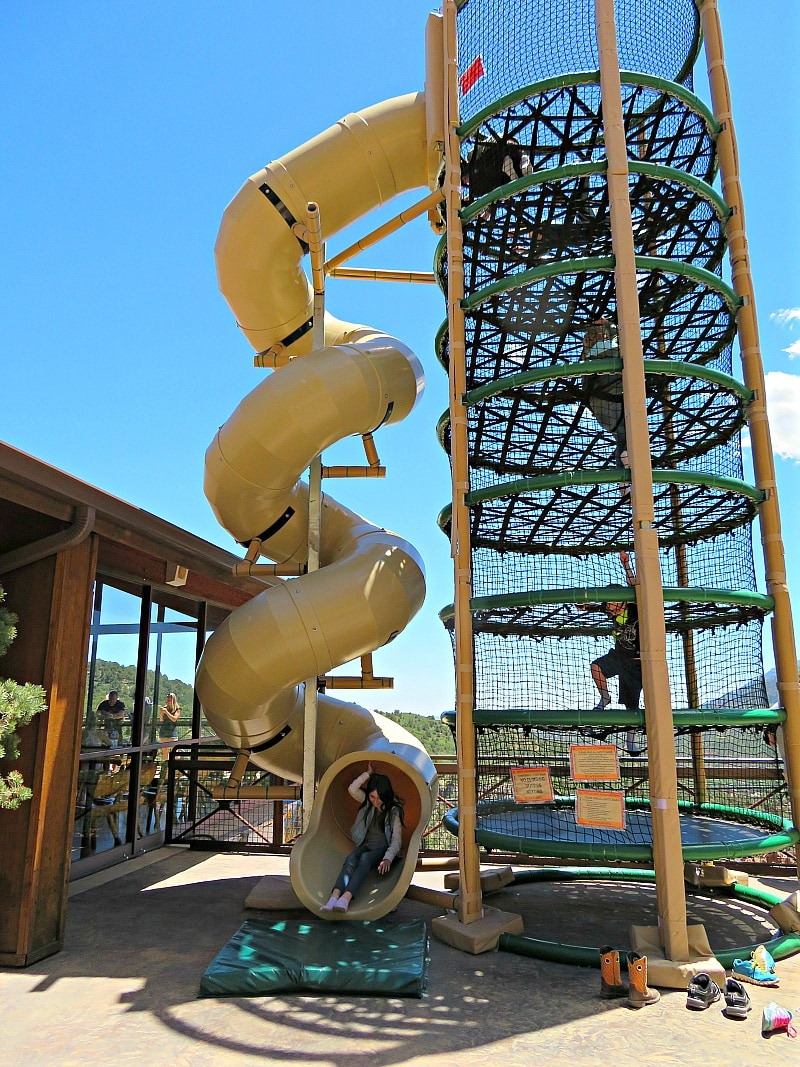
{"left": 87, "top": 658, "right": 194, "bottom": 715}
{"left": 86, "top": 663, "right": 456, "bottom": 754}
{"left": 378, "top": 710, "right": 455, "bottom": 755}
{"left": 713, "top": 663, "right": 794, "bottom": 709}
{"left": 764, "top": 665, "right": 800, "bottom": 707}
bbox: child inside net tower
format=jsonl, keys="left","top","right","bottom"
{"left": 576, "top": 551, "right": 644, "bottom": 756}
{"left": 462, "top": 132, "right": 533, "bottom": 202}
{"left": 581, "top": 317, "right": 630, "bottom": 474}
{"left": 462, "top": 133, "right": 601, "bottom": 259}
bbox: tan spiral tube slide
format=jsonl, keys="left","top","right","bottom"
{"left": 195, "top": 87, "right": 441, "bottom": 920}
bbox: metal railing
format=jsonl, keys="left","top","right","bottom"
{"left": 163, "top": 743, "right": 795, "bottom": 870}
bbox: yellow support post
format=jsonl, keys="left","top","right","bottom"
{"left": 225, "top": 750, "right": 251, "bottom": 791}
{"left": 326, "top": 267, "right": 436, "bottom": 284}
{"left": 362, "top": 432, "right": 381, "bottom": 469}
{"left": 595, "top": 0, "right": 689, "bottom": 961}
{"left": 442, "top": 0, "right": 483, "bottom": 928}
{"left": 294, "top": 202, "right": 325, "bottom": 295}
{"left": 212, "top": 784, "right": 301, "bottom": 801}
{"left": 699, "top": 0, "right": 800, "bottom": 874}
{"left": 321, "top": 465, "right": 386, "bottom": 479}
{"left": 324, "top": 189, "right": 444, "bottom": 273}
{"left": 254, "top": 346, "right": 290, "bottom": 369}
{"left": 322, "top": 653, "right": 394, "bottom": 690}
{"left": 302, "top": 201, "right": 325, "bottom": 832}
{"left": 321, "top": 431, "right": 387, "bottom": 478}
{"left": 232, "top": 561, "right": 305, "bottom": 578}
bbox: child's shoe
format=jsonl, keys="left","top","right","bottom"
{"left": 686, "top": 972, "right": 721, "bottom": 1011}
{"left": 733, "top": 944, "right": 779, "bottom": 987}
{"left": 723, "top": 977, "right": 751, "bottom": 1019}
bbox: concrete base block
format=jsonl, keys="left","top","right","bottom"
{"left": 244, "top": 874, "right": 303, "bottom": 911}
{"left": 630, "top": 923, "right": 726, "bottom": 989}
{"left": 770, "top": 893, "right": 800, "bottom": 933}
{"left": 406, "top": 883, "right": 457, "bottom": 908}
{"left": 443, "top": 865, "right": 515, "bottom": 895}
{"left": 683, "top": 861, "right": 748, "bottom": 888}
{"left": 431, "top": 906, "right": 524, "bottom": 954}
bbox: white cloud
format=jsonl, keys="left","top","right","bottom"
{"left": 764, "top": 371, "right": 800, "bottom": 461}
{"left": 783, "top": 340, "right": 800, "bottom": 359}
{"left": 771, "top": 308, "right": 800, "bottom": 327}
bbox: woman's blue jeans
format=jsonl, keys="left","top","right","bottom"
{"left": 333, "top": 843, "right": 387, "bottom": 900}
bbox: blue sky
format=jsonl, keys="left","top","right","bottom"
{"left": 2, "top": 2, "right": 798, "bottom": 710}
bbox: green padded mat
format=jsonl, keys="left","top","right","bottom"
{"left": 199, "top": 917, "right": 430, "bottom": 998}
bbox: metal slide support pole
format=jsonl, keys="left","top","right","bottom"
{"left": 443, "top": 0, "right": 483, "bottom": 924}
{"left": 324, "top": 189, "right": 444, "bottom": 273}
{"left": 699, "top": 0, "right": 800, "bottom": 874}
{"left": 302, "top": 201, "right": 325, "bottom": 831}
{"left": 595, "top": 0, "right": 689, "bottom": 958}
{"left": 326, "top": 268, "right": 436, "bottom": 284}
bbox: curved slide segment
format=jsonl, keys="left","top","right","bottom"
{"left": 195, "top": 92, "right": 439, "bottom": 920}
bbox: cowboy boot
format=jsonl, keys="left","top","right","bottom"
{"left": 600, "top": 946, "right": 628, "bottom": 999}
{"left": 626, "top": 951, "right": 660, "bottom": 1008}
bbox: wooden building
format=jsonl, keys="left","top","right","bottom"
{"left": 0, "top": 441, "right": 266, "bottom": 966}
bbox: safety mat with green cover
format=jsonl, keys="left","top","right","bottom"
{"left": 199, "top": 917, "right": 430, "bottom": 998}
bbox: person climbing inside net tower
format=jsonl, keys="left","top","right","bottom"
{"left": 576, "top": 550, "right": 643, "bottom": 756}
{"left": 581, "top": 317, "right": 630, "bottom": 478}
{"left": 462, "top": 132, "right": 533, "bottom": 203}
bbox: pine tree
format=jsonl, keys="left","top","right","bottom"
{"left": 0, "top": 583, "right": 47, "bottom": 809}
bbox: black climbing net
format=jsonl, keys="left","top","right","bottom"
{"left": 436, "top": 0, "right": 790, "bottom": 859}
{"left": 455, "top": 0, "right": 700, "bottom": 123}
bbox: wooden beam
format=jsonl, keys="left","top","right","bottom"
{"left": 0, "top": 536, "right": 97, "bottom": 966}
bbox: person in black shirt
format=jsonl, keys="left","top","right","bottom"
{"left": 463, "top": 135, "right": 532, "bottom": 203}
{"left": 96, "top": 690, "right": 128, "bottom": 745}
{"left": 577, "top": 552, "right": 643, "bottom": 755}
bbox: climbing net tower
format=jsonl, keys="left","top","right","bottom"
{"left": 436, "top": 0, "right": 798, "bottom": 884}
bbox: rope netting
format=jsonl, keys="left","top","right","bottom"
{"left": 439, "top": 366, "right": 749, "bottom": 479}
{"left": 437, "top": 0, "right": 791, "bottom": 861}
{"left": 463, "top": 619, "right": 769, "bottom": 712}
{"left": 455, "top": 0, "right": 700, "bottom": 122}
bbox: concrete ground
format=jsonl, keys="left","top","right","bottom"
{"left": 1, "top": 848, "right": 799, "bottom": 1067}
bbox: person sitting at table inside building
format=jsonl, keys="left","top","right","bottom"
{"left": 96, "top": 690, "right": 128, "bottom": 745}
{"left": 82, "top": 709, "right": 110, "bottom": 750}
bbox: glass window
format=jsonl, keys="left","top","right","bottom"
{"left": 137, "top": 756, "right": 163, "bottom": 835}
{"left": 146, "top": 599, "right": 199, "bottom": 771}
{"left": 73, "top": 576, "right": 215, "bottom": 869}
{"left": 83, "top": 583, "right": 141, "bottom": 748}
{"left": 73, "top": 752, "right": 132, "bottom": 859}
{"left": 74, "top": 582, "right": 143, "bottom": 860}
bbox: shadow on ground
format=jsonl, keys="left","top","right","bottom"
{"left": 4, "top": 850, "right": 798, "bottom": 1067}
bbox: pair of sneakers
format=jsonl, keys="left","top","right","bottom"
{"left": 686, "top": 973, "right": 751, "bottom": 1018}
{"left": 320, "top": 895, "right": 349, "bottom": 913}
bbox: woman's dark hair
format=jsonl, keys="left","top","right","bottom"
{"left": 363, "top": 772, "right": 405, "bottom": 826}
